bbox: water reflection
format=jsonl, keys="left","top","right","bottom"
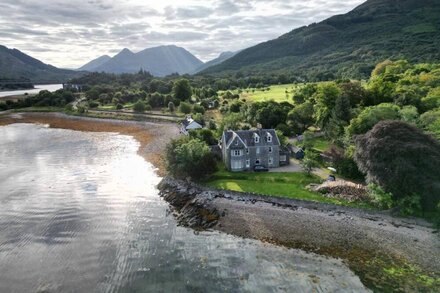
{"left": 0, "top": 123, "right": 368, "bottom": 292}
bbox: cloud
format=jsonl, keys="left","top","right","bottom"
{"left": 0, "top": 0, "right": 365, "bottom": 68}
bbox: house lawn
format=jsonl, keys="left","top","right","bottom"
{"left": 202, "top": 169, "right": 374, "bottom": 209}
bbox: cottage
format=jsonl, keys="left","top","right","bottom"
{"left": 181, "top": 115, "right": 202, "bottom": 135}
{"left": 220, "top": 129, "right": 281, "bottom": 172}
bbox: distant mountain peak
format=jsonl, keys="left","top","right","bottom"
{"left": 81, "top": 45, "right": 203, "bottom": 76}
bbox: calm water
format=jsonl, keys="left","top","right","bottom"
{"left": 0, "top": 124, "right": 368, "bottom": 293}
{"left": 0, "top": 84, "right": 62, "bottom": 98}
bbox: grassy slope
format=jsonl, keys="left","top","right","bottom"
{"left": 203, "top": 169, "right": 373, "bottom": 209}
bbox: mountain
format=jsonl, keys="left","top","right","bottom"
{"left": 90, "top": 45, "right": 203, "bottom": 76}
{"left": 202, "top": 0, "right": 440, "bottom": 79}
{"left": 192, "top": 51, "right": 238, "bottom": 73}
{"left": 0, "top": 45, "right": 80, "bottom": 83}
{"left": 78, "top": 55, "right": 111, "bottom": 71}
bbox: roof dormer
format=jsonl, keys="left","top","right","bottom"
{"left": 253, "top": 133, "right": 260, "bottom": 143}
{"left": 267, "top": 132, "right": 272, "bottom": 143}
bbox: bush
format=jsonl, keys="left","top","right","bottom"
{"left": 88, "top": 101, "right": 99, "bottom": 108}
{"left": 116, "top": 103, "right": 123, "bottom": 110}
{"left": 165, "top": 137, "right": 217, "bottom": 179}
{"left": 368, "top": 184, "right": 393, "bottom": 209}
{"left": 397, "top": 195, "right": 422, "bottom": 216}
{"left": 145, "top": 104, "right": 152, "bottom": 112}
{"left": 168, "top": 102, "right": 175, "bottom": 113}
{"left": 179, "top": 102, "right": 192, "bottom": 114}
{"left": 193, "top": 104, "right": 205, "bottom": 114}
{"left": 133, "top": 100, "right": 146, "bottom": 112}
{"left": 301, "top": 150, "right": 320, "bottom": 174}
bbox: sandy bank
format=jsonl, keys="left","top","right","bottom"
{"left": 0, "top": 112, "right": 179, "bottom": 175}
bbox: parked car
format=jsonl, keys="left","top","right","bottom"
{"left": 254, "top": 165, "right": 269, "bottom": 172}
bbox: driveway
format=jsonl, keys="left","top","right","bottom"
{"left": 269, "top": 159, "right": 302, "bottom": 173}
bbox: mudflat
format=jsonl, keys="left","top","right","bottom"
{"left": 0, "top": 112, "right": 179, "bottom": 175}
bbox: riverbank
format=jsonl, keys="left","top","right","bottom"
{"left": 0, "top": 112, "right": 179, "bottom": 175}
{"left": 158, "top": 177, "right": 440, "bottom": 292}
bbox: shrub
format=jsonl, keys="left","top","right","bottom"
{"left": 133, "top": 100, "right": 146, "bottom": 112}
{"left": 145, "top": 104, "right": 152, "bottom": 112}
{"left": 397, "top": 195, "right": 422, "bottom": 216}
{"left": 116, "top": 103, "right": 123, "bottom": 110}
{"left": 193, "top": 104, "right": 205, "bottom": 114}
{"left": 168, "top": 102, "right": 175, "bottom": 113}
{"left": 179, "top": 102, "right": 192, "bottom": 114}
{"left": 368, "top": 184, "right": 393, "bottom": 209}
{"left": 88, "top": 101, "right": 99, "bottom": 108}
{"left": 300, "top": 150, "right": 320, "bottom": 174}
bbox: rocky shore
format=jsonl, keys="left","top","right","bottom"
{"left": 158, "top": 177, "right": 440, "bottom": 292}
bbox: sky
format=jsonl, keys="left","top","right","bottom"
{"left": 0, "top": 0, "right": 365, "bottom": 68}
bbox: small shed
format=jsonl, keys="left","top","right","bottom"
{"left": 291, "top": 146, "right": 305, "bottom": 160}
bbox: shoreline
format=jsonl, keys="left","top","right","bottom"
{"left": 0, "top": 112, "right": 179, "bottom": 175}
{"left": 2, "top": 111, "right": 439, "bottom": 291}
{"left": 158, "top": 177, "right": 440, "bottom": 292}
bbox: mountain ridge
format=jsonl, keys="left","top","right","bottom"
{"left": 0, "top": 45, "right": 81, "bottom": 83}
{"left": 202, "top": 0, "right": 440, "bottom": 79}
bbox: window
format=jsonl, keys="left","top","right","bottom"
{"left": 254, "top": 135, "right": 260, "bottom": 143}
{"left": 269, "top": 157, "right": 273, "bottom": 165}
{"left": 246, "top": 148, "right": 249, "bottom": 154}
{"left": 267, "top": 135, "right": 272, "bottom": 142}
{"left": 246, "top": 159, "right": 250, "bottom": 168}
{"left": 255, "top": 159, "right": 260, "bottom": 165}
{"left": 235, "top": 139, "right": 238, "bottom": 145}
{"left": 232, "top": 150, "right": 242, "bottom": 156}
{"left": 268, "top": 146, "right": 273, "bottom": 153}
{"left": 256, "top": 147, "right": 260, "bottom": 154}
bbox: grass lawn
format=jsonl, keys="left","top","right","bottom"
{"left": 309, "top": 137, "right": 332, "bottom": 152}
{"left": 202, "top": 169, "right": 373, "bottom": 209}
{"left": 240, "top": 83, "right": 299, "bottom": 103}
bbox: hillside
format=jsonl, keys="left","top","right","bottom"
{"left": 91, "top": 45, "right": 203, "bottom": 76}
{"left": 202, "top": 0, "right": 440, "bottom": 80}
{"left": 192, "top": 51, "right": 237, "bottom": 74}
{"left": 78, "top": 55, "right": 111, "bottom": 71}
{"left": 0, "top": 45, "right": 80, "bottom": 83}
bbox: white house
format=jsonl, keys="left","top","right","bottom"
{"left": 181, "top": 115, "right": 203, "bottom": 135}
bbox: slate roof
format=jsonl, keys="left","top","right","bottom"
{"left": 224, "top": 129, "right": 280, "bottom": 148}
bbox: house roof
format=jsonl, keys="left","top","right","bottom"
{"left": 291, "top": 146, "right": 304, "bottom": 153}
{"left": 181, "top": 116, "right": 193, "bottom": 127}
{"left": 223, "top": 129, "right": 280, "bottom": 148}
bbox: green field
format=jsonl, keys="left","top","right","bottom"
{"left": 240, "top": 83, "right": 299, "bottom": 103}
{"left": 202, "top": 169, "right": 373, "bottom": 208}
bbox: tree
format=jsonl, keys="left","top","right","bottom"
{"left": 189, "top": 128, "right": 218, "bottom": 145}
{"left": 313, "top": 82, "right": 341, "bottom": 129}
{"left": 354, "top": 120, "right": 440, "bottom": 212}
{"left": 346, "top": 103, "right": 400, "bottom": 137}
{"left": 172, "top": 79, "right": 192, "bottom": 101}
{"left": 133, "top": 100, "right": 146, "bottom": 112}
{"left": 165, "top": 137, "right": 217, "bottom": 179}
{"left": 168, "top": 102, "right": 175, "bottom": 113}
{"left": 300, "top": 150, "right": 320, "bottom": 175}
{"left": 287, "top": 101, "right": 314, "bottom": 134}
{"left": 179, "top": 102, "right": 192, "bottom": 114}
